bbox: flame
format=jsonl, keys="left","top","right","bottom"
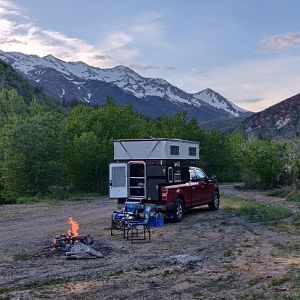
{"left": 67, "top": 217, "right": 79, "bottom": 237}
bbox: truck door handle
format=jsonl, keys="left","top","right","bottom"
{"left": 192, "top": 187, "right": 195, "bottom": 190}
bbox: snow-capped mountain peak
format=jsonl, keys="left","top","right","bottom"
{"left": 44, "top": 54, "right": 57, "bottom": 60}
{"left": 0, "top": 50, "right": 251, "bottom": 119}
{"left": 193, "top": 88, "right": 247, "bottom": 117}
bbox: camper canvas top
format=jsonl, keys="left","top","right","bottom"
{"left": 114, "top": 138, "right": 199, "bottom": 160}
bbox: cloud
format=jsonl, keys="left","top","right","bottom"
{"left": 260, "top": 32, "right": 300, "bottom": 53}
{"left": 129, "top": 64, "right": 176, "bottom": 72}
{"left": 93, "top": 54, "right": 113, "bottom": 61}
{"left": 237, "top": 98, "right": 264, "bottom": 104}
{"left": 0, "top": 0, "right": 23, "bottom": 17}
{"left": 0, "top": 1, "right": 110, "bottom": 66}
{"left": 130, "top": 64, "right": 160, "bottom": 70}
{"left": 0, "top": 0, "right": 166, "bottom": 68}
{"left": 130, "top": 64, "right": 175, "bottom": 71}
{"left": 164, "top": 66, "right": 176, "bottom": 71}
{"left": 132, "top": 12, "right": 164, "bottom": 36}
{"left": 102, "top": 32, "right": 133, "bottom": 51}
{"left": 0, "top": 38, "right": 26, "bottom": 44}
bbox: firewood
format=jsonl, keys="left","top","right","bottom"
{"left": 85, "top": 248, "right": 104, "bottom": 258}
{"left": 65, "top": 255, "right": 96, "bottom": 260}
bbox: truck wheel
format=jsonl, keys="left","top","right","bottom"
{"left": 208, "top": 191, "right": 219, "bottom": 211}
{"left": 174, "top": 199, "right": 184, "bottom": 222}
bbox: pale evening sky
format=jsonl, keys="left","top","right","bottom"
{"left": 1, "top": 0, "right": 300, "bottom": 112}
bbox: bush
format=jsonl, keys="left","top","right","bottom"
{"left": 240, "top": 139, "right": 288, "bottom": 189}
{"left": 48, "top": 185, "right": 70, "bottom": 200}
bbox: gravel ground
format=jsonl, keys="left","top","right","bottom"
{"left": 1, "top": 184, "right": 300, "bottom": 299}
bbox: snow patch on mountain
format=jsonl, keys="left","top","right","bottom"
{"left": 59, "top": 89, "right": 65, "bottom": 98}
{"left": 275, "top": 116, "right": 290, "bottom": 129}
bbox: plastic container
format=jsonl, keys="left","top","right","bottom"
{"left": 149, "top": 215, "right": 164, "bottom": 227}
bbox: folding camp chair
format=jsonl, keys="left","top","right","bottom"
{"left": 123, "top": 206, "right": 152, "bottom": 243}
{"left": 110, "top": 202, "right": 139, "bottom": 236}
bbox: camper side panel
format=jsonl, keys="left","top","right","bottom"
{"left": 165, "top": 140, "right": 199, "bottom": 160}
{"left": 114, "top": 140, "right": 167, "bottom": 160}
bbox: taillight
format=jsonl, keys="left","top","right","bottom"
{"left": 162, "top": 187, "right": 168, "bottom": 200}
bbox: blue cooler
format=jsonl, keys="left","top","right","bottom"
{"left": 149, "top": 215, "right": 164, "bottom": 227}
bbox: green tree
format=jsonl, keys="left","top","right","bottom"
{"left": 62, "top": 99, "right": 148, "bottom": 192}
{"left": 0, "top": 111, "right": 64, "bottom": 201}
{"left": 240, "top": 139, "right": 287, "bottom": 188}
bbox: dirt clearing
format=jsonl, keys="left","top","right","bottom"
{"left": 1, "top": 184, "right": 300, "bottom": 299}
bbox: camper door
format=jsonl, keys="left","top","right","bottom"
{"left": 109, "top": 163, "right": 128, "bottom": 198}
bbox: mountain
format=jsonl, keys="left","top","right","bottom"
{"left": 0, "top": 58, "right": 61, "bottom": 110}
{"left": 193, "top": 88, "right": 248, "bottom": 117}
{"left": 236, "top": 93, "right": 300, "bottom": 140}
{"left": 0, "top": 50, "right": 252, "bottom": 122}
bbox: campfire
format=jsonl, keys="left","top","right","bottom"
{"left": 52, "top": 217, "right": 103, "bottom": 259}
{"left": 67, "top": 217, "right": 79, "bottom": 237}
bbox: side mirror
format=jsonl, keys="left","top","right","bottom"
{"left": 209, "top": 175, "right": 217, "bottom": 182}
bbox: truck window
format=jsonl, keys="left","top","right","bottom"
{"left": 189, "top": 169, "right": 196, "bottom": 181}
{"left": 195, "top": 169, "right": 206, "bottom": 180}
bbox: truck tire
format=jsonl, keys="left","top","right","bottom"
{"left": 173, "top": 198, "right": 184, "bottom": 222}
{"left": 208, "top": 191, "right": 219, "bottom": 211}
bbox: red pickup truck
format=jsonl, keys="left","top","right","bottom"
{"left": 161, "top": 167, "right": 220, "bottom": 222}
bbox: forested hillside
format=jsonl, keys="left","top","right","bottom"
{"left": 0, "top": 60, "right": 299, "bottom": 204}
{"left": 0, "top": 60, "right": 62, "bottom": 110}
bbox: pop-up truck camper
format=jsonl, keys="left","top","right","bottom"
{"left": 109, "top": 138, "right": 219, "bottom": 221}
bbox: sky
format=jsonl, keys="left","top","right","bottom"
{"left": 1, "top": 0, "right": 300, "bottom": 112}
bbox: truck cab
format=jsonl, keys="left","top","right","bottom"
{"left": 161, "top": 167, "right": 219, "bottom": 221}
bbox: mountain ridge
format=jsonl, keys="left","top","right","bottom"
{"left": 0, "top": 50, "right": 252, "bottom": 122}
{"left": 236, "top": 93, "right": 300, "bottom": 140}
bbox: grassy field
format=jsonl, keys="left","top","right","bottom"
{"left": 222, "top": 196, "right": 293, "bottom": 222}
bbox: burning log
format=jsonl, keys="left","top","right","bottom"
{"left": 52, "top": 217, "right": 102, "bottom": 259}
{"left": 53, "top": 234, "right": 94, "bottom": 248}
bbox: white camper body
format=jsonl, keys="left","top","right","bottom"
{"left": 113, "top": 138, "right": 199, "bottom": 161}
{"left": 109, "top": 139, "right": 199, "bottom": 200}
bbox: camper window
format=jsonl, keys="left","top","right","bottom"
{"left": 174, "top": 172, "right": 181, "bottom": 182}
{"left": 130, "top": 163, "right": 144, "bottom": 177}
{"left": 189, "top": 147, "right": 197, "bottom": 156}
{"left": 168, "top": 167, "right": 173, "bottom": 183}
{"left": 170, "top": 145, "right": 179, "bottom": 155}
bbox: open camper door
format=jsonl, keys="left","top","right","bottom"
{"left": 109, "top": 163, "right": 128, "bottom": 198}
